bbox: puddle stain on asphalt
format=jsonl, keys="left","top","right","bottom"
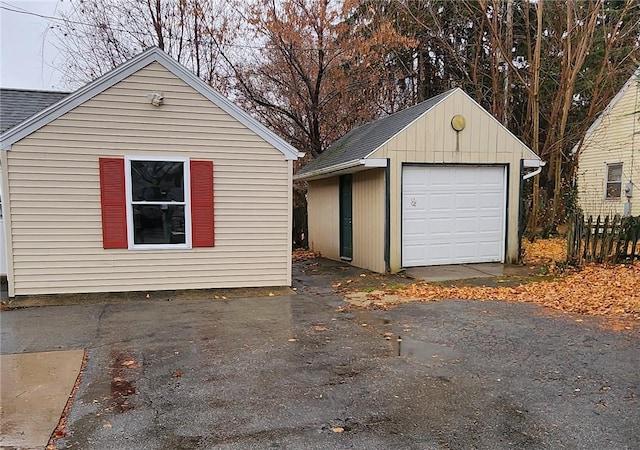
{"left": 398, "top": 336, "right": 459, "bottom": 362}
{"left": 110, "top": 350, "right": 137, "bottom": 413}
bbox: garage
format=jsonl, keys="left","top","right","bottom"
{"left": 296, "top": 88, "right": 541, "bottom": 273}
{"left": 402, "top": 165, "right": 506, "bottom": 266}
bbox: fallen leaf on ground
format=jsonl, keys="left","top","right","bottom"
{"left": 121, "top": 359, "right": 139, "bottom": 368}
{"left": 332, "top": 427, "right": 345, "bottom": 433}
{"left": 349, "top": 262, "right": 640, "bottom": 326}
{"left": 172, "top": 370, "right": 183, "bottom": 378}
{"left": 314, "top": 325, "right": 328, "bottom": 331}
{"left": 292, "top": 249, "right": 321, "bottom": 261}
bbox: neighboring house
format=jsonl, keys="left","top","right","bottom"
{"left": 575, "top": 66, "right": 640, "bottom": 218}
{"left": 0, "top": 47, "right": 300, "bottom": 297}
{"left": 0, "top": 89, "right": 70, "bottom": 133}
{"left": 0, "top": 89, "right": 71, "bottom": 278}
{"left": 295, "top": 88, "right": 543, "bottom": 273}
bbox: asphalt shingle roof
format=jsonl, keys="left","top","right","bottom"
{"left": 0, "top": 88, "right": 70, "bottom": 134}
{"left": 296, "top": 89, "right": 455, "bottom": 177}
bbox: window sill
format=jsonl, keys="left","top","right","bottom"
{"left": 129, "top": 244, "right": 192, "bottom": 250}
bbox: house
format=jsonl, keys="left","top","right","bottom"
{"left": 575, "top": 66, "right": 640, "bottom": 218}
{"left": 0, "top": 47, "right": 300, "bottom": 297}
{"left": 295, "top": 88, "right": 542, "bottom": 273}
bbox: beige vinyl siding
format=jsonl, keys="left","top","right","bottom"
{"left": 6, "top": 62, "right": 292, "bottom": 296}
{"left": 306, "top": 177, "right": 340, "bottom": 260}
{"left": 576, "top": 79, "right": 639, "bottom": 218}
{"left": 352, "top": 169, "right": 386, "bottom": 273}
{"left": 371, "top": 89, "right": 537, "bottom": 272}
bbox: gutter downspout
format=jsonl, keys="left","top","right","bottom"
{"left": 384, "top": 159, "right": 391, "bottom": 272}
{"left": 523, "top": 161, "right": 546, "bottom": 180}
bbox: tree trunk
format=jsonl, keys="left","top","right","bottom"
{"left": 503, "top": 0, "right": 513, "bottom": 128}
{"left": 527, "top": 0, "right": 544, "bottom": 233}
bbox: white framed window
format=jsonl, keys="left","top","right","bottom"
{"left": 605, "top": 163, "right": 623, "bottom": 200}
{"left": 124, "top": 156, "right": 192, "bottom": 249}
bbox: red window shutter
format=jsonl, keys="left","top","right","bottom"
{"left": 190, "top": 160, "right": 215, "bottom": 247}
{"left": 99, "top": 158, "right": 128, "bottom": 249}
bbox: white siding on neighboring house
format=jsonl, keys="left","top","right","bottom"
{"left": 576, "top": 73, "right": 640, "bottom": 218}
{"left": 4, "top": 62, "right": 293, "bottom": 295}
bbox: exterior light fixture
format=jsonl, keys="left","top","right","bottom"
{"left": 451, "top": 114, "right": 466, "bottom": 151}
{"left": 147, "top": 92, "right": 164, "bottom": 106}
{"left": 451, "top": 114, "right": 466, "bottom": 131}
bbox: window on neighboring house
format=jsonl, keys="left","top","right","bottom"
{"left": 605, "top": 163, "right": 623, "bottom": 200}
{"left": 128, "top": 158, "right": 189, "bottom": 247}
{"left": 99, "top": 157, "right": 214, "bottom": 250}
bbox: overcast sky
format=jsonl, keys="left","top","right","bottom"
{"left": 1, "top": 0, "right": 70, "bottom": 91}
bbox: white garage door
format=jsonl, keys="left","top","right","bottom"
{"left": 402, "top": 165, "right": 506, "bottom": 266}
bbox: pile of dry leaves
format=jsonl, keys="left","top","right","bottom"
{"left": 521, "top": 237, "right": 567, "bottom": 265}
{"left": 392, "top": 262, "right": 640, "bottom": 322}
{"left": 292, "top": 249, "right": 321, "bottom": 261}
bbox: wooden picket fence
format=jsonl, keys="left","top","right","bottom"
{"left": 567, "top": 214, "right": 640, "bottom": 264}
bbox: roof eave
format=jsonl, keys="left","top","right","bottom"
{"left": 294, "top": 158, "right": 387, "bottom": 181}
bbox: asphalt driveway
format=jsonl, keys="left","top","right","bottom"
{"left": 1, "top": 258, "right": 638, "bottom": 449}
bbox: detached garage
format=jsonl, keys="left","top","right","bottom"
{"left": 295, "top": 88, "right": 542, "bottom": 273}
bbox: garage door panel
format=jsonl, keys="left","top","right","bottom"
{"left": 477, "top": 242, "right": 501, "bottom": 257}
{"left": 454, "top": 217, "right": 477, "bottom": 234}
{"left": 404, "top": 222, "right": 428, "bottom": 239}
{"left": 402, "top": 165, "right": 506, "bottom": 266}
{"left": 403, "top": 194, "right": 426, "bottom": 211}
{"left": 453, "top": 242, "right": 478, "bottom": 259}
{"left": 403, "top": 246, "right": 428, "bottom": 263}
{"left": 430, "top": 170, "right": 454, "bottom": 185}
{"left": 430, "top": 243, "right": 454, "bottom": 262}
{"left": 403, "top": 169, "right": 427, "bottom": 190}
{"left": 455, "top": 192, "right": 478, "bottom": 209}
{"left": 430, "top": 193, "right": 454, "bottom": 210}
{"left": 431, "top": 218, "right": 453, "bottom": 235}
{"left": 480, "top": 216, "right": 502, "bottom": 232}
{"left": 481, "top": 194, "right": 503, "bottom": 207}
